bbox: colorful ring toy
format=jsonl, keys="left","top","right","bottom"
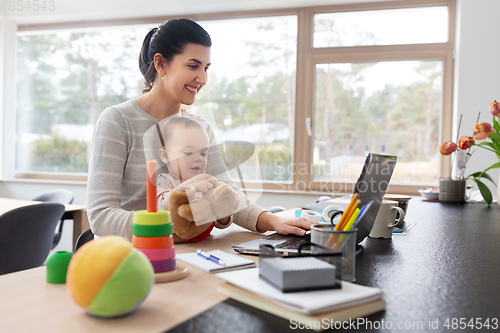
{"left": 136, "top": 247, "right": 175, "bottom": 261}
{"left": 132, "top": 223, "right": 172, "bottom": 237}
{"left": 132, "top": 235, "right": 174, "bottom": 249}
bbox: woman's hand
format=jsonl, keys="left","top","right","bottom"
{"left": 256, "top": 212, "right": 318, "bottom": 236}
{"left": 183, "top": 174, "right": 217, "bottom": 193}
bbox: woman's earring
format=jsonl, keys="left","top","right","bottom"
{"left": 161, "top": 75, "right": 165, "bottom": 80}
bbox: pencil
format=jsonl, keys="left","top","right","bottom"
{"left": 326, "top": 194, "right": 359, "bottom": 247}
{"left": 333, "top": 207, "right": 360, "bottom": 250}
{"left": 334, "top": 194, "right": 358, "bottom": 231}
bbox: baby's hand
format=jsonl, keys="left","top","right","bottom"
{"left": 184, "top": 174, "right": 217, "bottom": 193}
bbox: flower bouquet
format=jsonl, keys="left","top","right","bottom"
{"left": 439, "top": 100, "right": 500, "bottom": 205}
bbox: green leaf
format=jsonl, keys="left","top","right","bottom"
{"left": 493, "top": 117, "right": 500, "bottom": 133}
{"left": 476, "top": 142, "right": 496, "bottom": 149}
{"left": 475, "top": 178, "right": 493, "bottom": 205}
{"left": 467, "top": 171, "right": 497, "bottom": 185}
{"left": 479, "top": 163, "right": 500, "bottom": 184}
{"left": 489, "top": 130, "right": 500, "bottom": 144}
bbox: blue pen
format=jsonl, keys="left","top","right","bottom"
{"left": 351, "top": 201, "right": 374, "bottom": 230}
{"left": 197, "top": 249, "right": 225, "bottom": 266}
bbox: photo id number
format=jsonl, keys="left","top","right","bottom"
{"left": 1, "top": 0, "right": 55, "bottom": 11}
{"left": 443, "top": 318, "right": 498, "bottom": 330}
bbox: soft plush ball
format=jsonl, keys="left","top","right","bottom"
{"left": 67, "top": 236, "right": 154, "bottom": 317}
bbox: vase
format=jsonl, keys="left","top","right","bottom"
{"left": 439, "top": 178, "right": 466, "bottom": 203}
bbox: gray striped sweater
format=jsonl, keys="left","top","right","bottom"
{"left": 86, "top": 99, "right": 266, "bottom": 240}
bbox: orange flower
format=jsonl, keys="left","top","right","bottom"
{"left": 474, "top": 122, "right": 495, "bottom": 140}
{"left": 439, "top": 141, "right": 457, "bottom": 155}
{"left": 490, "top": 100, "right": 500, "bottom": 116}
{"left": 458, "top": 136, "right": 475, "bottom": 150}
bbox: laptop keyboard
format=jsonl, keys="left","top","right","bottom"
{"left": 262, "top": 233, "right": 311, "bottom": 250}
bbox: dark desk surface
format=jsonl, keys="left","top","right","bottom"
{"left": 168, "top": 198, "right": 500, "bottom": 333}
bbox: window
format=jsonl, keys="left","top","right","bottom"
{"left": 14, "top": 0, "right": 455, "bottom": 195}
{"left": 16, "top": 26, "right": 148, "bottom": 174}
{"left": 302, "top": 1, "right": 454, "bottom": 194}
{"left": 314, "top": 60, "right": 442, "bottom": 184}
{"left": 192, "top": 16, "right": 297, "bottom": 184}
{"left": 313, "top": 6, "right": 448, "bottom": 47}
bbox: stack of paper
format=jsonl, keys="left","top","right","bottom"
{"left": 216, "top": 268, "right": 385, "bottom": 330}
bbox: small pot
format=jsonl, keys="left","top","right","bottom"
{"left": 439, "top": 178, "right": 466, "bottom": 203}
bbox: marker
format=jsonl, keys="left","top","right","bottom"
{"left": 332, "top": 208, "right": 360, "bottom": 250}
{"left": 197, "top": 250, "right": 225, "bottom": 266}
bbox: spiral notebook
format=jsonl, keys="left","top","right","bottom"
{"left": 176, "top": 250, "right": 256, "bottom": 273}
{"left": 216, "top": 268, "right": 384, "bottom": 316}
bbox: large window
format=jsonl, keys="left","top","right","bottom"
{"left": 314, "top": 61, "right": 443, "bottom": 184}
{"left": 14, "top": 0, "right": 455, "bottom": 195}
{"left": 192, "top": 16, "right": 297, "bottom": 183}
{"left": 16, "top": 26, "right": 148, "bottom": 174}
{"left": 306, "top": 3, "right": 452, "bottom": 193}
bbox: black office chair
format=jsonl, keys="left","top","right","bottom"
{"left": 31, "top": 189, "right": 74, "bottom": 249}
{"left": 316, "top": 196, "right": 332, "bottom": 203}
{"left": 74, "top": 229, "right": 95, "bottom": 253}
{"left": 266, "top": 206, "right": 286, "bottom": 213}
{"left": 0, "top": 203, "right": 66, "bottom": 275}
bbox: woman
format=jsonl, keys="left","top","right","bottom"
{"left": 87, "top": 18, "right": 315, "bottom": 240}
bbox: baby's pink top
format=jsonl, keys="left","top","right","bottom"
{"left": 157, "top": 173, "right": 203, "bottom": 210}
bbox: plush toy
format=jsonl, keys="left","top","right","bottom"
{"left": 67, "top": 236, "right": 154, "bottom": 317}
{"left": 169, "top": 181, "right": 239, "bottom": 243}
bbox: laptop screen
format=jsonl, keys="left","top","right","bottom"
{"left": 353, "top": 153, "right": 397, "bottom": 243}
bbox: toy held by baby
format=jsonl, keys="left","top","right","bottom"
{"left": 169, "top": 179, "right": 239, "bottom": 243}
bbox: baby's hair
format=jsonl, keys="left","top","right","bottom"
{"left": 157, "top": 116, "right": 205, "bottom": 149}
{"left": 155, "top": 116, "right": 207, "bottom": 176}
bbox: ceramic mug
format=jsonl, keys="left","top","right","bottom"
{"left": 369, "top": 200, "right": 405, "bottom": 239}
{"left": 383, "top": 194, "right": 411, "bottom": 217}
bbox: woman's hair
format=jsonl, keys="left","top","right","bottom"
{"left": 139, "top": 18, "right": 212, "bottom": 94}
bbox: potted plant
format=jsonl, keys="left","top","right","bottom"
{"left": 439, "top": 100, "right": 500, "bottom": 205}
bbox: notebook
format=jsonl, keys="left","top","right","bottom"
{"left": 232, "top": 153, "right": 397, "bottom": 254}
{"left": 216, "top": 267, "right": 385, "bottom": 316}
{"left": 176, "top": 250, "right": 256, "bottom": 273}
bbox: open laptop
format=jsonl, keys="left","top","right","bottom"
{"left": 232, "top": 153, "right": 397, "bottom": 255}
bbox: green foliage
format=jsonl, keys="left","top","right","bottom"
{"left": 17, "top": 29, "right": 146, "bottom": 173}
{"left": 258, "top": 144, "right": 292, "bottom": 181}
{"left": 31, "top": 132, "right": 88, "bottom": 173}
{"left": 467, "top": 171, "right": 497, "bottom": 206}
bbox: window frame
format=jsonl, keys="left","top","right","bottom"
{"left": 14, "top": 0, "right": 456, "bottom": 196}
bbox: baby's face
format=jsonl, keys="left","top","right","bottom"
{"left": 161, "top": 126, "right": 209, "bottom": 181}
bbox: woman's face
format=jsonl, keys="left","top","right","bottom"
{"left": 160, "top": 43, "right": 211, "bottom": 106}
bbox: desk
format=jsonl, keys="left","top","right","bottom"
{"left": 0, "top": 198, "right": 88, "bottom": 250}
{"left": 0, "top": 199, "right": 499, "bottom": 333}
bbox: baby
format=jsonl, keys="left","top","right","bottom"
{"left": 156, "top": 116, "right": 233, "bottom": 229}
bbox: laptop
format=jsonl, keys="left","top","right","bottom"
{"left": 232, "top": 153, "right": 397, "bottom": 255}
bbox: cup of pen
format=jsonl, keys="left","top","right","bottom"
{"left": 311, "top": 225, "right": 357, "bottom": 282}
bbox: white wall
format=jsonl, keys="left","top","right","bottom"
{"left": 453, "top": 0, "right": 500, "bottom": 194}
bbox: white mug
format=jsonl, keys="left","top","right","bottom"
{"left": 369, "top": 200, "right": 405, "bottom": 239}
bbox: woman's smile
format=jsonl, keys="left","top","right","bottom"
{"left": 185, "top": 85, "right": 198, "bottom": 94}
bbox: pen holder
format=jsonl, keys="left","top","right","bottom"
{"left": 259, "top": 243, "right": 342, "bottom": 292}
{"left": 311, "top": 225, "right": 357, "bottom": 282}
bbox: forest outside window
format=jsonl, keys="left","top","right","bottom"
{"left": 14, "top": 1, "right": 454, "bottom": 194}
